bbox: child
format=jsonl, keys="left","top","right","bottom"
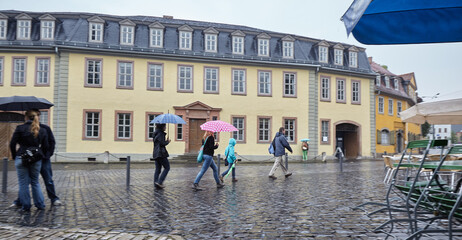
{"left": 220, "top": 138, "right": 237, "bottom": 182}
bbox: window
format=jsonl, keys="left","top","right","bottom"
{"left": 212, "top": 116, "right": 218, "bottom": 140}
{"left": 388, "top": 99, "right": 394, "bottom": 115}
{"left": 89, "top": 23, "right": 103, "bottom": 42}
{"left": 283, "top": 41, "right": 294, "bottom": 58}
{"left": 0, "top": 57, "right": 3, "bottom": 85}
{"left": 41, "top": 21, "right": 54, "bottom": 40}
{"left": 232, "top": 36, "right": 244, "bottom": 54}
{"left": 336, "top": 79, "right": 346, "bottom": 103}
{"left": 205, "top": 34, "right": 217, "bottom": 52}
{"left": 120, "top": 25, "right": 134, "bottom": 45}
{"left": 150, "top": 28, "right": 163, "bottom": 47}
{"left": 12, "top": 57, "right": 26, "bottom": 85}
{"left": 397, "top": 101, "right": 402, "bottom": 115}
{"left": 321, "top": 120, "right": 330, "bottom": 144}
{"left": 0, "top": 19, "right": 7, "bottom": 40}
{"left": 258, "top": 39, "right": 269, "bottom": 56}
{"left": 39, "top": 110, "right": 49, "bottom": 125}
{"left": 17, "top": 20, "right": 31, "bottom": 40}
{"left": 146, "top": 113, "right": 161, "bottom": 141}
{"left": 319, "top": 46, "right": 328, "bottom": 63}
{"left": 444, "top": 128, "right": 447, "bottom": 133}
{"left": 117, "top": 61, "right": 133, "bottom": 89}
{"left": 176, "top": 115, "right": 184, "bottom": 141}
{"left": 258, "top": 71, "right": 271, "bottom": 96}
{"left": 439, "top": 128, "right": 442, "bottom": 133}
{"left": 147, "top": 63, "right": 163, "bottom": 90}
{"left": 381, "top": 129, "right": 390, "bottom": 145}
{"left": 204, "top": 67, "right": 219, "bottom": 93}
{"left": 284, "top": 118, "right": 296, "bottom": 142}
{"left": 232, "top": 117, "right": 245, "bottom": 142}
{"left": 232, "top": 69, "right": 246, "bottom": 95}
{"left": 179, "top": 31, "right": 192, "bottom": 50}
{"left": 334, "top": 49, "right": 343, "bottom": 65}
{"left": 84, "top": 111, "right": 101, "bottom": 140}
{"left": 178, "top": 65, "right": 193, "bottom": 92}
{"left": 258, "top": 117, "right": 271, "bottom": 142}
{"left": 320, "top": 76, "right": 330, "bottom": 101}
{"left": 283, "top": 72, "right": 296, "bottom": 97}
{"left": 36, "top": 58, "right": 50, "bottom": 85}
{"left": 394, "top": 79, "right": 399, "bottom": 90}
{"left": 378, "top": 97, "right": 384, "bottom": 114}
{"left": 349, "top": 51, "right": 358, "bottom": 68}
{"left": 352, "top": 80, "right": 361, "bottom": 104}
{"left": 116, "top": 112, "right": 132, "bottom": 140}
{"left": 86, "top": 59, "right": 102, "bottom": 87}
{"left": 385, "top": 76, "right": 390, "bottom": 88}
{"left": 376, "top": 75, "right": 381, "bottom": 86}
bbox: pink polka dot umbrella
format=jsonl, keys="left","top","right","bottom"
{"left": 200, "top": 120, "right": 238, "bottom": 132}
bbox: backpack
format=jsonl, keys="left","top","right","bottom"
{"left": 268, "top": 137, "right": 276, "bottom": 154}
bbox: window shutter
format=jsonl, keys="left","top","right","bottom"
{"left": 390, "top": 131, "right": 396, "bottom": 145}
{"left": 377, "top": 130, "right": 381, "bottom": 144}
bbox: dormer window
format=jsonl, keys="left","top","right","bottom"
{"left": 348, "top": 46, "right": 358, "bottom": 68}
{"left": 119, "top": 19, "right": 136, "bottom": 45}
{"left": 257, "top": 33, "right": 271, "bottom": 57}
{"left": 318, "top": 41, "right": 329, "bottom": 63}
{"left": 149, "top": 22, "right": 164, "bottom": 48}
{"left": 178, "top": 25, "right": 193, "bottom": 51}
{"left": 0, "top": 14, "right": 8, "bottom": 40}
{"left": 16, "top": 14, "right": 32, "bottom": 40}
{"left": 333, "top": 44, "right": 344, "bottom": 65}
{"left": 394, "top": 79, "right": 399, "bottom": 90}
{"left": 376, "top": 75, "right": 381, "bottom": 86}
{"left": 385, "top": 76, "right": 390, "bottom": 88}
{"left": 88, "top": 16, "right": 105, "bottom": 43}
{"left": 231, "top": 30, "right": 245, "bottom": 55}
{"left": 282, "top": 35, "right": 295, "bottom": 59}
{"left": 39, "top": 14, "right": 56, "bottom": 41}
{"left": 204, "top": 27, "right": 218, "bottom": 53}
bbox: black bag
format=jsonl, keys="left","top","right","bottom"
{"left": 20, "top": 147, "right": 44, "bottom": 166}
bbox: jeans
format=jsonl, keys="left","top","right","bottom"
{"left": 14, "top": 157, "right": 45, "bottom": 211}
{"left": 221, "top": 162, "right": 235, "bottom": 179}
{"left": 194, "top": 154, "right": 220, "bottom": 184}
{"left": 154, "top": 157, "right": 170, "bottom": 184}
{"left": 40, "top": 158, "right": 59, "bottom": 202}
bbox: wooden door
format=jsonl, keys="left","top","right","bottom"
{"left": 0, "top": 122, "right": 22, "bottom": 159}
{"left": 189, "top": 119, "right": 206, "bottom": 153}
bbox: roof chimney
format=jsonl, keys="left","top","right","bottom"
{"left": 163, "top": 15, "right": 173, "bottom": 19}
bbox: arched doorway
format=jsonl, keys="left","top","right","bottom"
{"left": 334, "top": 121, "right": 361, "bottom": 159}
{"left": 396, "top": 130, "right": 404, "bottom": 154}
{"left": 0, "top": 112, "right": 25, "bottom": 159}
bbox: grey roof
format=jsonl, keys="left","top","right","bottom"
{"left": 0, "top": 10, "right": 373, "bottom": 75}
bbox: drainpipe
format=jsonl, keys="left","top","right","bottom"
{"left": 54, "top": 46, "right": 61, "bottom": 158}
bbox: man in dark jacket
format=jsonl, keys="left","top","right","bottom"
{"left": 152, "top": 124, "right": 170, "bottom": 189}
{"left": 268, "top": 127, "right": 293, "bottom": 179}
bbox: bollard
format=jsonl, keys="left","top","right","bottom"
{"left": 2, "top": 157, "right": 7, "bottom": 193}
{"left": 339, "top": 153, "right": 344, "bottom": 172}
{"left": 126, "top": 156, "right": 130, "bottom": 190}
{"left": 285, "top": 153, "right": 288, "bottom": 170}
{"left": 217, "top": 154, "right": 221, "bottom": 174}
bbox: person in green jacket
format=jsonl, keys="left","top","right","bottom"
{"left": 219, "top": 138, "right": 238, "bottom": 183}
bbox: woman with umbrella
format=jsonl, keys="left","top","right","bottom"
{"left": 152, "top": 123, "right": 170, "bottom": 189}
{"left": 192, "top": 131, "right": 224, "bottom": 190}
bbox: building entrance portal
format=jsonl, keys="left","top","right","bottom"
{"left": 188, "top": 119, "right": 206, "bottom": 153}
{"left": 0, "top": 112, "right": 25, "bottom": 159}
{"left": 334, "top": 121, "right": 361, "bottom": 159}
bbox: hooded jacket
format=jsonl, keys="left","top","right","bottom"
{"left": 152, "top": 128, "right": 169, "bottom": 159}
{"left": 224, "top": 138, "right": 237, "bottom": 163}
{"left": 273, "top": 132, "right": 293, "bottom": 157}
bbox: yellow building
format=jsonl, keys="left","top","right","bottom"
{"left": 0, "top": 11, "right": 376, "bottom": 161}
{"left": 369, "top": 57, "right": 421, "bottom": 155}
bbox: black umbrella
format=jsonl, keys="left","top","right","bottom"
{"left": 0, "top": 96, "right": 54, "bottom": 111}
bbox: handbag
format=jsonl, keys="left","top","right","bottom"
{"left": 20, "top": 146, "right": 44, "bottom": 167}
{"left": 197, "top": 136, "right": 209, "bottom": 163}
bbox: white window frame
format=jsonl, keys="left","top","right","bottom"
{"left": 179, "top": 31, "right": 192, "bottom": 50}
{"left": 381, "top": 129, "right": 390, "bottom": 145}
{"left": 258, "top": 117, "right": 271, "bottom": 142}
{"left": 0, "top": 19, "right": 7, "bottom": 40}
{"left": 204, "top": 67, "right": 219, "bottom": 93}
{"left": 117, "top": 61, "right": 133, "bottom": 89}
{"left": 150, "top": 28, "right": 163, "bottom": 48}
{"left": 284, "top": 118, "right": 296, "bottom": 143}
{"left": 89, "top": 22, "right": 103, "bottom": 43}
{"left": 205, "top": 34, "right": 217, "bottom": 52}
{"left": 0, "top": 57, "right": 3, "bottom": 85}
{"left": 394, "top": 79, "right": 399, "bottom": 90}
{"left": 39, "top": 110, "right": 49, "bottom": 125}
{"left": 232, "top": 117, "right": 245, "bottom": 142}
{"left": 40, "top": 20, "right": 54, "bottom": 40}
{"left": 319, "top": 46, "right": 328, "bottom": 63}
{"left": 147, "top": 113, "right": 161, "bottom": 140}
{"left": 397, "top": 101, "right": 402, "bottom": 115}
{"left": 178, "top": 65, "right": 193, "bottom": 92}
{"left": 378, "top": 97, "right": 384, "bottom": 114}
{"left": 148, "top": 63, "right": 163, "bottom": 90}
{"left": 388, "top": 99, "right": 394, "bottom": 116}
{"left": 85, "top": 111, "right": 101, "bottom": 139}
{"left": 349, "top": 51, "right": 358, "bottom": 68}
{"left": 120, "top": 25, "right": 134, "bottom": 45}
{"left": 283, "top": 72, "right": 296, "bottom": 97}
{"left": 385, "top": 76, "right": 390, "bottom": 88}
{"left": 258, "top": 71, "right": 271, "bottom": 96}
{"left": 36, "top": 58, "right": 50, "bottom": 85}
{"left": 376, "top": 75, "right": 381, "bottom": 86}
{"left": 321, "top": 120, "right": 330, "bottom": 143}
{"left": 258, "top": 39, "right": 269, "bottom": 57}
{"left": 86, "top": 59, "right": 102, "bottom": 87}
{"left": 336, "top": 79, "right": 346, "bottom": 102}
{"left": 321, "top": 77, "right": 330, "bottom": 101}
{"left": 352, "top": 81, "right": 360, "bottom": 103}
{"left": 334, "top": 49, "right": 343, "bottom": 65}
{"left": 232, "top": 69, "right": 246, "bottom": 94}
{"left": 116, "top": 112, "right": 132, "bottom": 140}
{"left": 176, "top": 115, "right": 184, "bottom": 141}
{"left": 13, "top": 58, "right": 26, "bottom": 85}
{"left": 232, "top": 36, "right": 244, "bottom": 54}
{"left": 17, "top": 20, "right": 31, "bottom": 40}
{"left": 282, "top": 41, "right": 294, "bottom": 59}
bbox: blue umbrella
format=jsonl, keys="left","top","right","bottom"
{"left": 300, "top": 138, "right": 310, "bottom": 142}
{"left": 150, "top": 113, "right": 186, "bottom": 124}
{"left": 0, "top": 96, "right": 54, "bottom": 111}
{"left": 342, "top": 0, "right": 462, "bottom": 44}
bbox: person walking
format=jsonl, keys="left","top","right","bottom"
{"left": 192, "top": 131, "right": 224, "bottom": 190}
{"left": 220, "top": 138, "right": 238, "bottom": 183}
{"left": 10, "top": 110, "right": 49, "bottom": 212}
{"left": 153, "top": 124, "right": 171, "bottom": 189}
{"left": 268, "top": 127, "right": 293, "bottom": 179}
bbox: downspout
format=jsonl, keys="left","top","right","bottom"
{"left": 54, "top": 46, "right": 61, "bottom": 161}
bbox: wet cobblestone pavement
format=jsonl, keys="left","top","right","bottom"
{"left": 0, "top": 160, "right": 460, "bottom": 239}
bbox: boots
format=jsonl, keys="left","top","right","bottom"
{"left": 192, "top": 183, "right": 202, "bottom": 191}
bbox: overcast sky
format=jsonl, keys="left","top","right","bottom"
{"left": 4, "top": 0, "right": 461, "bottom": 99}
